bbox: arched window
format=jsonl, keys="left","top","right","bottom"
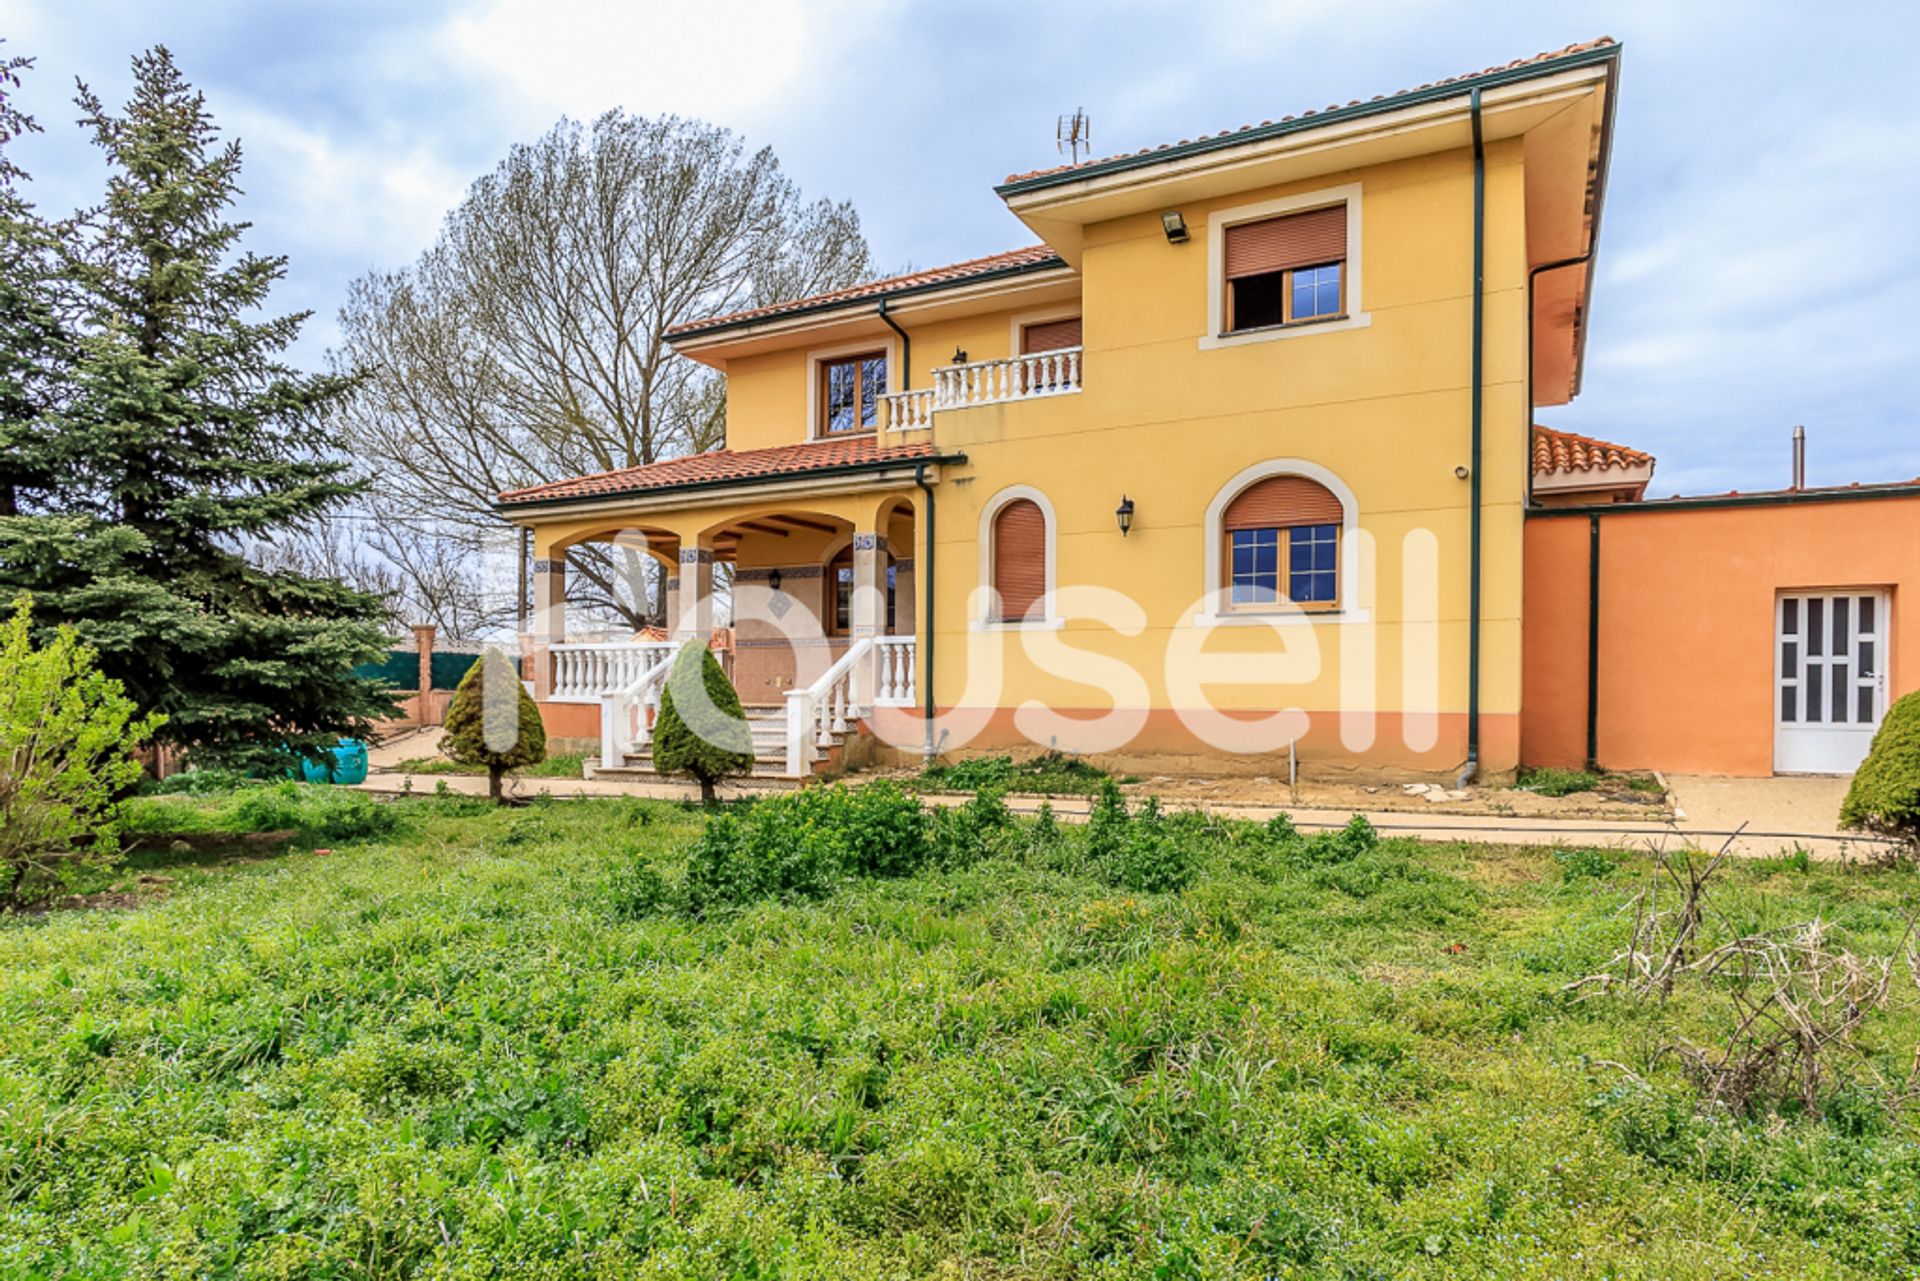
{"left": 991, "top": 498, "right": 1048, "bottom": 623}
{"left": 1221, "top": 474, "right": 1344, "bottom": 609}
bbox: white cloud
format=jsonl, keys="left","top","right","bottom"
{"left": 443, "top": 0, "right": 890, "bottom": 129}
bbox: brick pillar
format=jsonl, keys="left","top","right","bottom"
{"left": 410, "top": 624, "right": 436, "bottom": 726}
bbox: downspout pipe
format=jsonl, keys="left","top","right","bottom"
{"left": 1586, "top": 512, "right": 1602, "bottom": 771}
{"left": 877, "top": 298, "right": 910, "bottom": 389}
{"left": 913, "top": 460, "right": 936, "bottom": 760}
{"left": 1458, "top": 87, "right": 1486, "bottom": 789}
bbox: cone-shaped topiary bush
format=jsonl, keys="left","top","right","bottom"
{"left": 1840, "top": 689, "right": 1920, "bottom": 854}
{"left": 441, "top": 648, "right": 546, "bottom": 802}
{"left": 652, "top": 640, "right": 753, "bottom": 803}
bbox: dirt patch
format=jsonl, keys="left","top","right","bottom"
{"left": 1464, "top": 853, "right": 1549, "bottom": 887}
{"left": 1113, "top": 774, "right": 1668, "bottom": 821}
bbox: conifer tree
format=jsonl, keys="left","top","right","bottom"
{"left": 0, "top": 47, "right": 392, "bottom": 768}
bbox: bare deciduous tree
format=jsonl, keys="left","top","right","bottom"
{"left": 332, "top": 112, "right": 873, "bottom": 630}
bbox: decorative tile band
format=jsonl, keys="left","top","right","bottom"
{"left": 735, "top": 565, "right": 824, "bottom": 583}
{"left": 853, "top": 532, "right": 889, "bottom": 552}
{"left": 679, "top": 548, "right": 713, "bottom": 565}
{"left": 533, "top": 558, "right": 561, "bottom": 574}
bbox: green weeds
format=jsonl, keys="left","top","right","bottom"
{"left": 0, "top": 785, "right": 1914, "bottom": 1277}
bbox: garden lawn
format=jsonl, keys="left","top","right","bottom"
{"left": 1, "top": 789, "right": 1917, "bottom": 1279}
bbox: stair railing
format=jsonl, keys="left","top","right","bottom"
{"left": 783, "top": 636, "right": 874, "bottom": 777}
{"left": 597, "top": 646, "right": 680, "bottom": 772}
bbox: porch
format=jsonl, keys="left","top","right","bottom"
{"left": 509, "top": 467, "right": 936, "bottom": 780}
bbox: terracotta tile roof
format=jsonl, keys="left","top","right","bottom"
{"left": 1532, "top": 425, "right": 1654, "bottom": 477}
{"left": 496, "top": 437, "right": 944, "bottom": 507}
{"left": 1001, "top": 38, "right": 1618, "bottom": 187}
{"left": 665, "top": 245, "right": 1066, "bottom": 339}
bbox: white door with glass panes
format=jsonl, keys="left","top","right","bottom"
{"left": 1774, "top": 590, "right": 1889, "bottom": 774}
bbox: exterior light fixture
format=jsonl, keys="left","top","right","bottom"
{"left": 768, "top": 568, "right": 783, "bottom": 593}
{"left": 1160, "top": 211, "right": 1189, "bottom": 244}
{"left": 951, "top": 346, "right": 968, "bottom": 366}
{"left": 1116, "top": 495, "right": 1135, "bottom": 536}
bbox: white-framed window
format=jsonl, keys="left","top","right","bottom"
{"left": 1200, "top": 183, "right": 1370, "bottom": 351}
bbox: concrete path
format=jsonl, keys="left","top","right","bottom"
{"left": 354, "top": 766, "right": 1895, "bottom": 859}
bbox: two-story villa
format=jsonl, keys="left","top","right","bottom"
{"left": 499, "top": 37, "right": 1920, "bottom": 784}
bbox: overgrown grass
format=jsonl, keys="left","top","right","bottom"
{"left": 913, "top": 751, "right": 1135, "bottom": 796}
{"left": 2, "top": 785, "right": 1916, "bottom": 1277}
{"left": 1517, "top": 766, "right": 1666, "bottom": 800}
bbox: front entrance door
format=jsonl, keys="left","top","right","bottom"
{"left": 1775, "top": 590, "right": 1889, "bottom": 774}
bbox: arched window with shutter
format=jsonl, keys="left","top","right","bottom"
{"left": 1215, "top": 470, "right": 1348, "bottom": 611}
{"left": 979, "top": 487, "right": 1055, "bottom": 625}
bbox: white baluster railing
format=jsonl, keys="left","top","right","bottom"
{"left": 874, "top": 636, "right": 916, "bottom": 706}
{"left": 879, "top": 387, "right": 936, "bottom": 433}
{"left": 551, "top": 641, "right": 678, "bottom": 702}
{"left": 783, "top": 637, "right": 874, "bottom": 777}
{"left": 930, "top": 346, "right": 1081, "bottom": 411}
{"left": 597, "top": 645, "right": 680, "bottom": 772}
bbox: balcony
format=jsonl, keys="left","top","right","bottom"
{"left": 880, "top": 346, "right": 1082, "bottom": 432}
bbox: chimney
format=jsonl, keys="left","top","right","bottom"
{"left": 1792, "top": 425, "right": 1806, "bottom": 491}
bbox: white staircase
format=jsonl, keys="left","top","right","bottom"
{"left": 587, "top": 636, "right": 907, "bottom": 784}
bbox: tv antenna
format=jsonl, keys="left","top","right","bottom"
{"left": 1057, "top": 108, "right": 1091, "bottom": 163}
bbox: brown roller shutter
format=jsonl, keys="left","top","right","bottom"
{"left": 1223, "top": 476, "right": 1343, "bottom": 530}
{"left": 1021, "top": 317, "right": 1082, "bottom": 353}
{"left": 1223, "top": 206, "right": 1347, "bottom": 279}
{"left": 992, "top": 499, "right": 1047, "bottom": 620}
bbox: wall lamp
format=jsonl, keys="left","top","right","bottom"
{"left": 951, "top": 345, "right": 968, "bottom": 366}
{"left": 767, "top": 568, "right": 783, "bottom": 593}
{"left": 1160, "top": 211, "right": 1189, "bottom": 244}
{"left": 1115, "top": 495, "right": 1135, "bottom": 536}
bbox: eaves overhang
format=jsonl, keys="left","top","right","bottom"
{"left": 493, "top": 452, "right": 968, "bottom": 522}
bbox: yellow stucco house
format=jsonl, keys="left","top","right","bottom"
{"left": 498, "top": 39, "right": 1624, "bottom": 781}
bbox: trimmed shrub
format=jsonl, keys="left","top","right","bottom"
{"left": 1840, "top": 689, "right": 1920, "bottom": 853}
{"left": 0, "top": 598, "right": 163, "bottom": 905}
{"left": 441, "top": 649, "right": 546, "bottom": 802}
{"left": 652, "top": 641, "right": 752, "bottom": 803}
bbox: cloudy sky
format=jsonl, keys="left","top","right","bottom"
{"left": 5, "top": 0, "right": 1917, "bottom": 497}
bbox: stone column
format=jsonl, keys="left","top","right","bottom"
{"left": 849, "top": 532, "right": 886, "bottom": 706}
{"left": 410, "top": 624, "right": 436, "bottom": 726}
{"left": 531, "top": 552, "right": 566, "bottom": 699}
{"left": 672, "top": 548, "right": 713, "bottom": 643}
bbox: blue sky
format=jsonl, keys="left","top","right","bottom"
{"left": 5, "top": 0, "right": 1918, "bottom": 496}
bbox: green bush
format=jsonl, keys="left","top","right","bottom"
{"left": 652, "top": 641, "right": 753, "bottom": 803}
{"left": 918, "top": 751, "right": 1114, "bottom": 796}
{"left": 682, "top": 781, "right": 932, "bottom": 914}
{"left": 1553, "top": 846, "right": 1617, "bottom": 881}
{"left": 441, "top": 648, "right": 546, "bottom": 802}
{"left": 1840, "top": 689, "right": 1920, "bottom": 852}
{"left": 0, "top": 598, "right": 163, "bottom": 906}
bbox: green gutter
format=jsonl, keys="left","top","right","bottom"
{"left": 665, "top": 257, "right": 1068, "bottom": 343}
{"left": 995, "top": 42, "right": 1623, "bottom": 198}
{"left": 493, "top": 451, "right": 969, "bottom": 514}
{"left": 1528, "top": 483, "right": 1920, "bottom": 519}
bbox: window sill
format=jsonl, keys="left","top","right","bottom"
{"left": 1190, "top": 607, "right": 1373, "bottom": 628}
{"left": 1198, "top": 311, "right": 1370, "bottom": 351}
{"left": 815, "top": 428, "right": 880, "bottom": 441}
{"left": 972, "top": 617, "right": 1067, "bottom": 632}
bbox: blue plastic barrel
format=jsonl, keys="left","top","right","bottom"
{"left": 300, "top": 739, "right": 369, "bottom": 785}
